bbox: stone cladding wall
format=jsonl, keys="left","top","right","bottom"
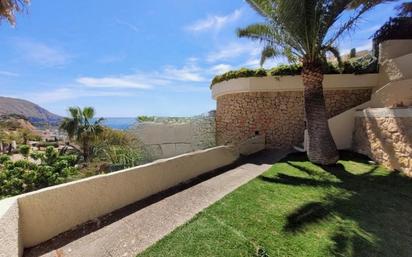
{"left": 353, "top": 112, "right": 412, "bottom": 176}
{"left": 216, "top": 89, "right": 371, "bottom": 149}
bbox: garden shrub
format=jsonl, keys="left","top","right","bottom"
{"left": 269, "top": 64, "right": 302, "bottom": 76}
{"left": 0, "top": 155, "right": 10, "bottom": 164}
{"left": 210, "top": 55, "right": 378, "bottom": 87}
{"left": 0, "top": 147, "right": 79, "bottom": 198}
{"left": 137, "top": 116, "right": 155, "bottom": 122}
{"left": 18, "top": 144, "right": 30, "bottom": 157}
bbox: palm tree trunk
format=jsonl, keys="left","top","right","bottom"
{"left": 82, "top": 141, "right": 89, "bottom": 162}
{"left": 302, "top": 60, "right": 339, "bottom": 165}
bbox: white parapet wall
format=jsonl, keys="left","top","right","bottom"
{"left": 0, "top": 198, "right": 22, "bottom": 257}
{"left": 0, "top": 146, "right": 239, "bottom": 255}
{"left": 211, "top": 74, "right": 379, "bottom": 99}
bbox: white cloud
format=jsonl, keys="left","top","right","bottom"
{"left": 29, "top": 87, "right": 137, "bottom": 103}
{"left": 15, "top": 39, "right": 71, "bottom": 67}
{"left": 77, "top": 76, "right": 153, "bottom": 89}
{"left": 77, "top": 61, "right": 208, "bottom": 90}
{"left": 163, "top": 65, "right": 207, "bottom": 82}
{"left": 0, "top": 70, "right": 19, "bottom": 77}
{"left": 210, "top": 64, "right": 233, "bottom": 74}
{"left": 115, "top": 18, "right": 139, "bottom": 33}
{"left": 185, "top": 9, "right": 242, "bottom": 32}
{"left": 206, "top": 42, "right": 260, "bottom": 63}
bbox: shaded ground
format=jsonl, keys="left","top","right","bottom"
{"left": 139, "top": 151, "right": 412, "bottom": 257}
{"left": 24, "top": 150, "right": 286, "bottom": 257}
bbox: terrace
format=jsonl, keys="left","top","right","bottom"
{"left": 1, "top": 2, "right": 412, "bottom": 257}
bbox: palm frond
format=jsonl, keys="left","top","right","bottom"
{"left": 245, "top": 0, "right": 274, "bottom": 18}
{"left": 0, "top": 0, "right": 29, "bottom": 26}
{"left": 82, "top": 107, "right": 95, "bottom": 120}
{"left": 326, "top": 0, "right": 395, "bottom": 45}
{"left": 322, "top": 45, "right": 342, "bottom": 69}
{"left": 260, "top": 45, "right": 278, "bottom": 66}
{"left": 237, "top": 23, "right": 276, "bottom": 43}
{"left": 240, "top": 0, "right": 387, "bottom": 66}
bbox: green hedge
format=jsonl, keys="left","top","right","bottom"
{"left": 211, "top": 54, "right": 378, "bottom": 87}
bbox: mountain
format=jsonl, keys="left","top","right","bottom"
{"left": 0, "top": 97, "right": 62, "bottom": 126}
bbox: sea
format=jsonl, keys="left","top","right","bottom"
{"left": 99, "top": 117, "right": 138, "bottom": 130}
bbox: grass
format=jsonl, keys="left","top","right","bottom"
{"left": 138, "top": 151, "right": 412, "bottom": 257}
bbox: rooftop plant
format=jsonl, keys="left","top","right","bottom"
{"left": 211, "top": 54, "right": 378, "bottom": 87}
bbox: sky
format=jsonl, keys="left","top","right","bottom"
{"left": 0, "top": 0, "right": 406, "bottom": 117}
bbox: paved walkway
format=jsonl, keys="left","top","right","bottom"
{"left": 25, "top": 150, "right": 286, "bottom": 257}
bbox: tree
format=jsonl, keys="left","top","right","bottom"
{"left": 0, "top": 0, "right": 30, "bottom": 26}
{"left": 238, "top": 0, "right": 391, "bottom": 165}
{"left": 59, "top": 107, "right": 104, "bottom": 162}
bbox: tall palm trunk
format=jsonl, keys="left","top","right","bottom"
{"left": 302, "top": 60, "right": 339, "bottom": 165}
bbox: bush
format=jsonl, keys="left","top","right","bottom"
{"left": 0, "top": 155, "right": 10, "bottom": 164}
{"left": 210, "top": 57, "right": 378, "bottom": 87}
{"left": 92, "top": 127, "right": 149, "bottom": 171}
{"left": 101, "top": 146, "right": 146, "bottom": 171}
{"left": 372, "top": 17, "right": 412, "bottom": 54}
{"left": 18, "top": 145, "right": 30, "bottom": 157}
{"left": 269, "top": 64, "right": 302, "bottom": 76}
{"left": 137, "top": 116, "right": 155, "bottom": 122}
{"left": 211, "top": 68, "right": 269, "bottom": 86}
{"left": 0, "top": 147, "right": 79, "bottom": 198}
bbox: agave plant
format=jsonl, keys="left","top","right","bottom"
{"left": 238, "top": 0, "right": 393, "bottom": 165}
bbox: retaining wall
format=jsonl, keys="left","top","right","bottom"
{"left": 0, "top": 146, "right": 239, "bottom": 254}
{"left": 216, "top": 87, "right": 372, "bottom": 149}
{"left": 353, "top": 108, "right": 412, "bottom": 176}
{"left": 130, "top": 116, "right": 216, "bottom": 159}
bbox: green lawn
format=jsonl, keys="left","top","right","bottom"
{"left": 139, "top": 152, "right": 412, "bottom": 257}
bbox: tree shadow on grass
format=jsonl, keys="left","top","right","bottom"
{"left": 260, "top": 151, "right": 412, "bottom": 257}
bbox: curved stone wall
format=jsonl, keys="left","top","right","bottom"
{"left": 216, "top": 89, "right": 372, "bottom": 149}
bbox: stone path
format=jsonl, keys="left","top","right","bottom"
{"left": 25, "top": 150, "right": 286, "bottom": 257}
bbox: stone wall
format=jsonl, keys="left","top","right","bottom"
{"left": 216, "top": 89, "right": 371, "bottom": 149}
{"left": 129, "top": 115, "right": 215, "bottom": 159}
{"left": 352, "top": 108, "right": 412, "bottom": 176}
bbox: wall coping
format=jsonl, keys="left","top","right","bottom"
{"left": 211, "top": 74, "right": 379, "bottom": 99}
{"left": 355, "top": 107, "right": 412, "bottom": 118}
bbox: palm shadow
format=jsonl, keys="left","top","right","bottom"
{"left": 260, "top": 151, "right": 412, "bottom": 257}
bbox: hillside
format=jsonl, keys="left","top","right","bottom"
{"left": 0, "top": 97, "right": 62, "bottom": 126}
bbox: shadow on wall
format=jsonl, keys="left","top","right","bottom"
{"left": 353, "top": 114, "right": 412, "bottom": 175}
{"left": 260, "top": 152, "right": 412, "bottom": 257}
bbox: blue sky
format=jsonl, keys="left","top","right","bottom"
{"left": 0, "top": 0, "right": 405, "bottom": 117}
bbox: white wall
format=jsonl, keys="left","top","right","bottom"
{"left": 0, "top": 146, "right": 239, "bottom": 253}
{"left": 130, "top": 116, "right": 216, "bottom": 159}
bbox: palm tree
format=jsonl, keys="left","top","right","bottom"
{"left": 0, "top": 0, "right": 30, "bottom": 26}
{"left": 60, "top": 107, "right": 104, "bottom": 162}
{"left": 238, "top": 0, "right": 391, "bottom": 165}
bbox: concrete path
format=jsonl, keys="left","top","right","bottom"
{"left": 25, "top": 150, "right": 286, "bottom": 257}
